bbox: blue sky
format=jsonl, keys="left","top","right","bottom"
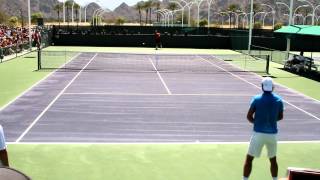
{"left": 70, "top": 0, "right": 142, "bottom": 10}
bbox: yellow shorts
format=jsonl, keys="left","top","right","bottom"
{"left": 248, "top": 132, "right": 277, "bottom": 158}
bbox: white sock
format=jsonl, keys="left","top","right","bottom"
{"left": 243, "top": 177, "right": 248, "bottom": 180}
{"left": 272, "top": 177, "right": 278, "bottom": 180}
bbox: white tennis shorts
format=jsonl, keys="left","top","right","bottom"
{"left": 248, "top": 132, "right": 277, "bottom": 158}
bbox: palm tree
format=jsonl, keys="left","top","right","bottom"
{"left": 227, "top": 3, "right": 240, "bottom": 28}
{"left": 65, "top": 0, "right": 73, "bottom": 23}
{"left": 74, "top": 3, "right": 80, "bottom": 24}
{"left": 135, "top": 1, "right": 144, "bottom": 25}
{"left": 153, "top": 0, "right": 161, "bottom": 22}
{"left": 168, "top": 2, "right": 178, "bottom": 24}
{"left": 148, "top": 0, "right": 154, "bottom": 24}
{"left": 143, "top": 0, "right": 152, "bottom": 25}
{"left": 54, "top": 3, "right": 63, "bottom": 26}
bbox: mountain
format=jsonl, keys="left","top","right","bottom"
{"left": 112, "top": 2, "right": 140, "bottom": 22}
{"left": 0, "top": 0, "right": 318, "bottom": 24}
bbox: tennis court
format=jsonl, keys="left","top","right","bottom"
{"left": 1, "top": 51, "right": 319, "bottom": 143}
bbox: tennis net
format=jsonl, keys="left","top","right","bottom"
{"left": 38, "top": 50, "right": 269, "bottom": 74}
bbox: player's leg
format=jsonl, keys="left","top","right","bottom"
{"left": 243, "top": 154, "right": 254, "bottom": 178}
{"left": 243, "top": 132, "right": 264, "bottom": 179}
{"left": 269, "top": 156, "right": 278, "bottom": 179}
{"left": 266, "top": 134, "right": 278, "bottom": 179}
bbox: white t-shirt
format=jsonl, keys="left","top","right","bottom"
{"left": 0, "top": 125, "right": 6, "bottom": 150}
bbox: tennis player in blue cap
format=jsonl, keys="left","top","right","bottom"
{"left": 243, "top": 77, "right": 284, "bottom": 180}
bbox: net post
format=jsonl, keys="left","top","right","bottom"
{"left": 266, "top": 55, "right": 270, "bottom": 75}
{"left": 37, "top": 48, "right": 41, "bottom": 70}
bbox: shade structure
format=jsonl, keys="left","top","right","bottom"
{"left": 275, "top": 25, "right": 320, "bottom": 36}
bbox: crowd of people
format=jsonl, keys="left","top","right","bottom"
{"left": 0, "top": 25, "right": 35, "bottom": 58}
{"left": 0, "top": 25, "right": 30, "bottom": 57}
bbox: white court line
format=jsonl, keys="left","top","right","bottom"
{"left": 63, "top": 92, "right": 252, "bottom": 96}
{"left": 198, "top": 56, "right": 320, "bottom": 122}
{"left": 148, "top": 58, "right": 172, "bottom": 95}
{"left": 0, "top": 53, "right": 82, "bottom": 112}
{"left": 15, "top": 53, "right": 98, "bottom": 143}
{"left": 7, "top": 140, "right": 320, "bottom": 145}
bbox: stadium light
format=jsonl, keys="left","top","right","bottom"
{"left": 227, "top": 11, "right": 240, "bottom": 28}
{"left": 72, "top": 1, "right": 75, "bottom": 23}
{"left": 248, "top": 0, "right": 254, "bottom": 52}
{"left": 162, "top": 9, "right": 174, "bottom": 27}
{"left": 238, "top": 12, "right": 248, "bottom": 28}
{"left": 92, "top": 8, "right": 102, "bottom": 26}
{"left": 276, "top": 2, "right": 290, "bottom": 24}
{"left": 169, "top": 1, "right": 186, "bottom": 27}
{"left": 157, "top": 10, "right": 170, "bottom": 27}
{"left": 184, "top": 1, "right": 194, "bottom": 26}
{"left": 63, "top": 0, "right": 66, "bottom": 23}
{"left": 79, "top": 5, "right": 82, "bottom": 23}
{"left": 293, "top": 14, "right": 304, "bottom": 25}
{"left": 298, "top": 0, "right": 315, "bottom": 25}
{"left": 155, "top": 10, "right": 167, "bottom": 26}
{"left": 194, "top": 0, "right": 204, "bottom": 27}
{"left": 206, "top": 0, "right": 215, "bottom": 28}
{"left": 96, "top": 9, "right": 110, "bottom": 25}
{"left": 261, "top": 4, "right": 275, "bottom": 29}
{"left": 84, "top": 3, "right": 90, "bottom": 23}
{"left": 219, "top": 12, "right": 230, "bottom": 27}
{"left": 212, "top": 12, "right": 224, "bottom": 26}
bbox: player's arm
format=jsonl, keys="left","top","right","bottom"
{"left": 277, "top": 100, "right": 284, "bottom": 121}
{"left": 247, "top": 108, "right": 255, "bottom": 124}
{"left": 278, "top": 111, "right": 283, "bottom": 121}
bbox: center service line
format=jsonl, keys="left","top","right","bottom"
{"left": 148, "top": 58, "right": 172, "bottom": 95}
{"left": 198, "top": 55, "right": 320, "bottom": 122}
{"left": 15, "top": 53, "right": 98, "bottom": 143}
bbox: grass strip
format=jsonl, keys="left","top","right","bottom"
{"left": 8, "top": 143, "right": 320, "bottom": 180}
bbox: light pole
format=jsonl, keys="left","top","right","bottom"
{"left": 28, "top": 0, "right": 32, "bottom": 50}
{"left": 79, "top": 5, "right": 82, "bottom": 23}
{"left": 63, "top": 0, "right": 66, "bottom": 23}
{"left": 276, "top": 2, "right": 290, "bottom": 25}
{"left": 227, "top": 11, "right": 239, "bottom": 28}
{"left": 186, "top": 1, "right": 194, "bottom": 26}
{"left": 238, "top": 12, "right": 248, "bottom": 28}
{"left": 220, "top": 12, "right": 230, "bottom": 28}
{"left": 206, "top": 0, "right": 215, "bottom": 28}
{"left": 294, "top": 5, "right": 310, "bottom": 15}
{"left": 298, "top": 0, "right": 316, "bottom": 25}
{"left": 155, "top": 10, "right": 166, "bottom": 26}
{"left": 293, "top": 14, "right": 304, "bottom": 25}
{"left": 261, "top": 4, "right": 275, "bottom": 29}
{"left": 170, "top": 1, "right": 185, "bottom": 27}
{"left": 84, "top": 3, "right": 90, "bottom": 23}
{"left": 253, "top": 11, "right": 266, "bottom": 23}
{"left": 194, "top": 0, "right": 204, "bottom": 27}
{"left": 163, "top": 9, "right": 174, "bottom": 27}
{"left": 304, "top": 14, "right": 313, "bottom": 24}
{"left": 71, "top": 1, "right": 75, "bottom": 23}
{"left": 92, "top": 8, "right": 102, "bottom": 26}
{"left": 317, "top": 16, "right": 320, "bottom": 25}
{"left": 158, "top": 10, "right": 169, "bottom": 26}
{"left": 95, "top": 9, "right": 104, "bottom": 26}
